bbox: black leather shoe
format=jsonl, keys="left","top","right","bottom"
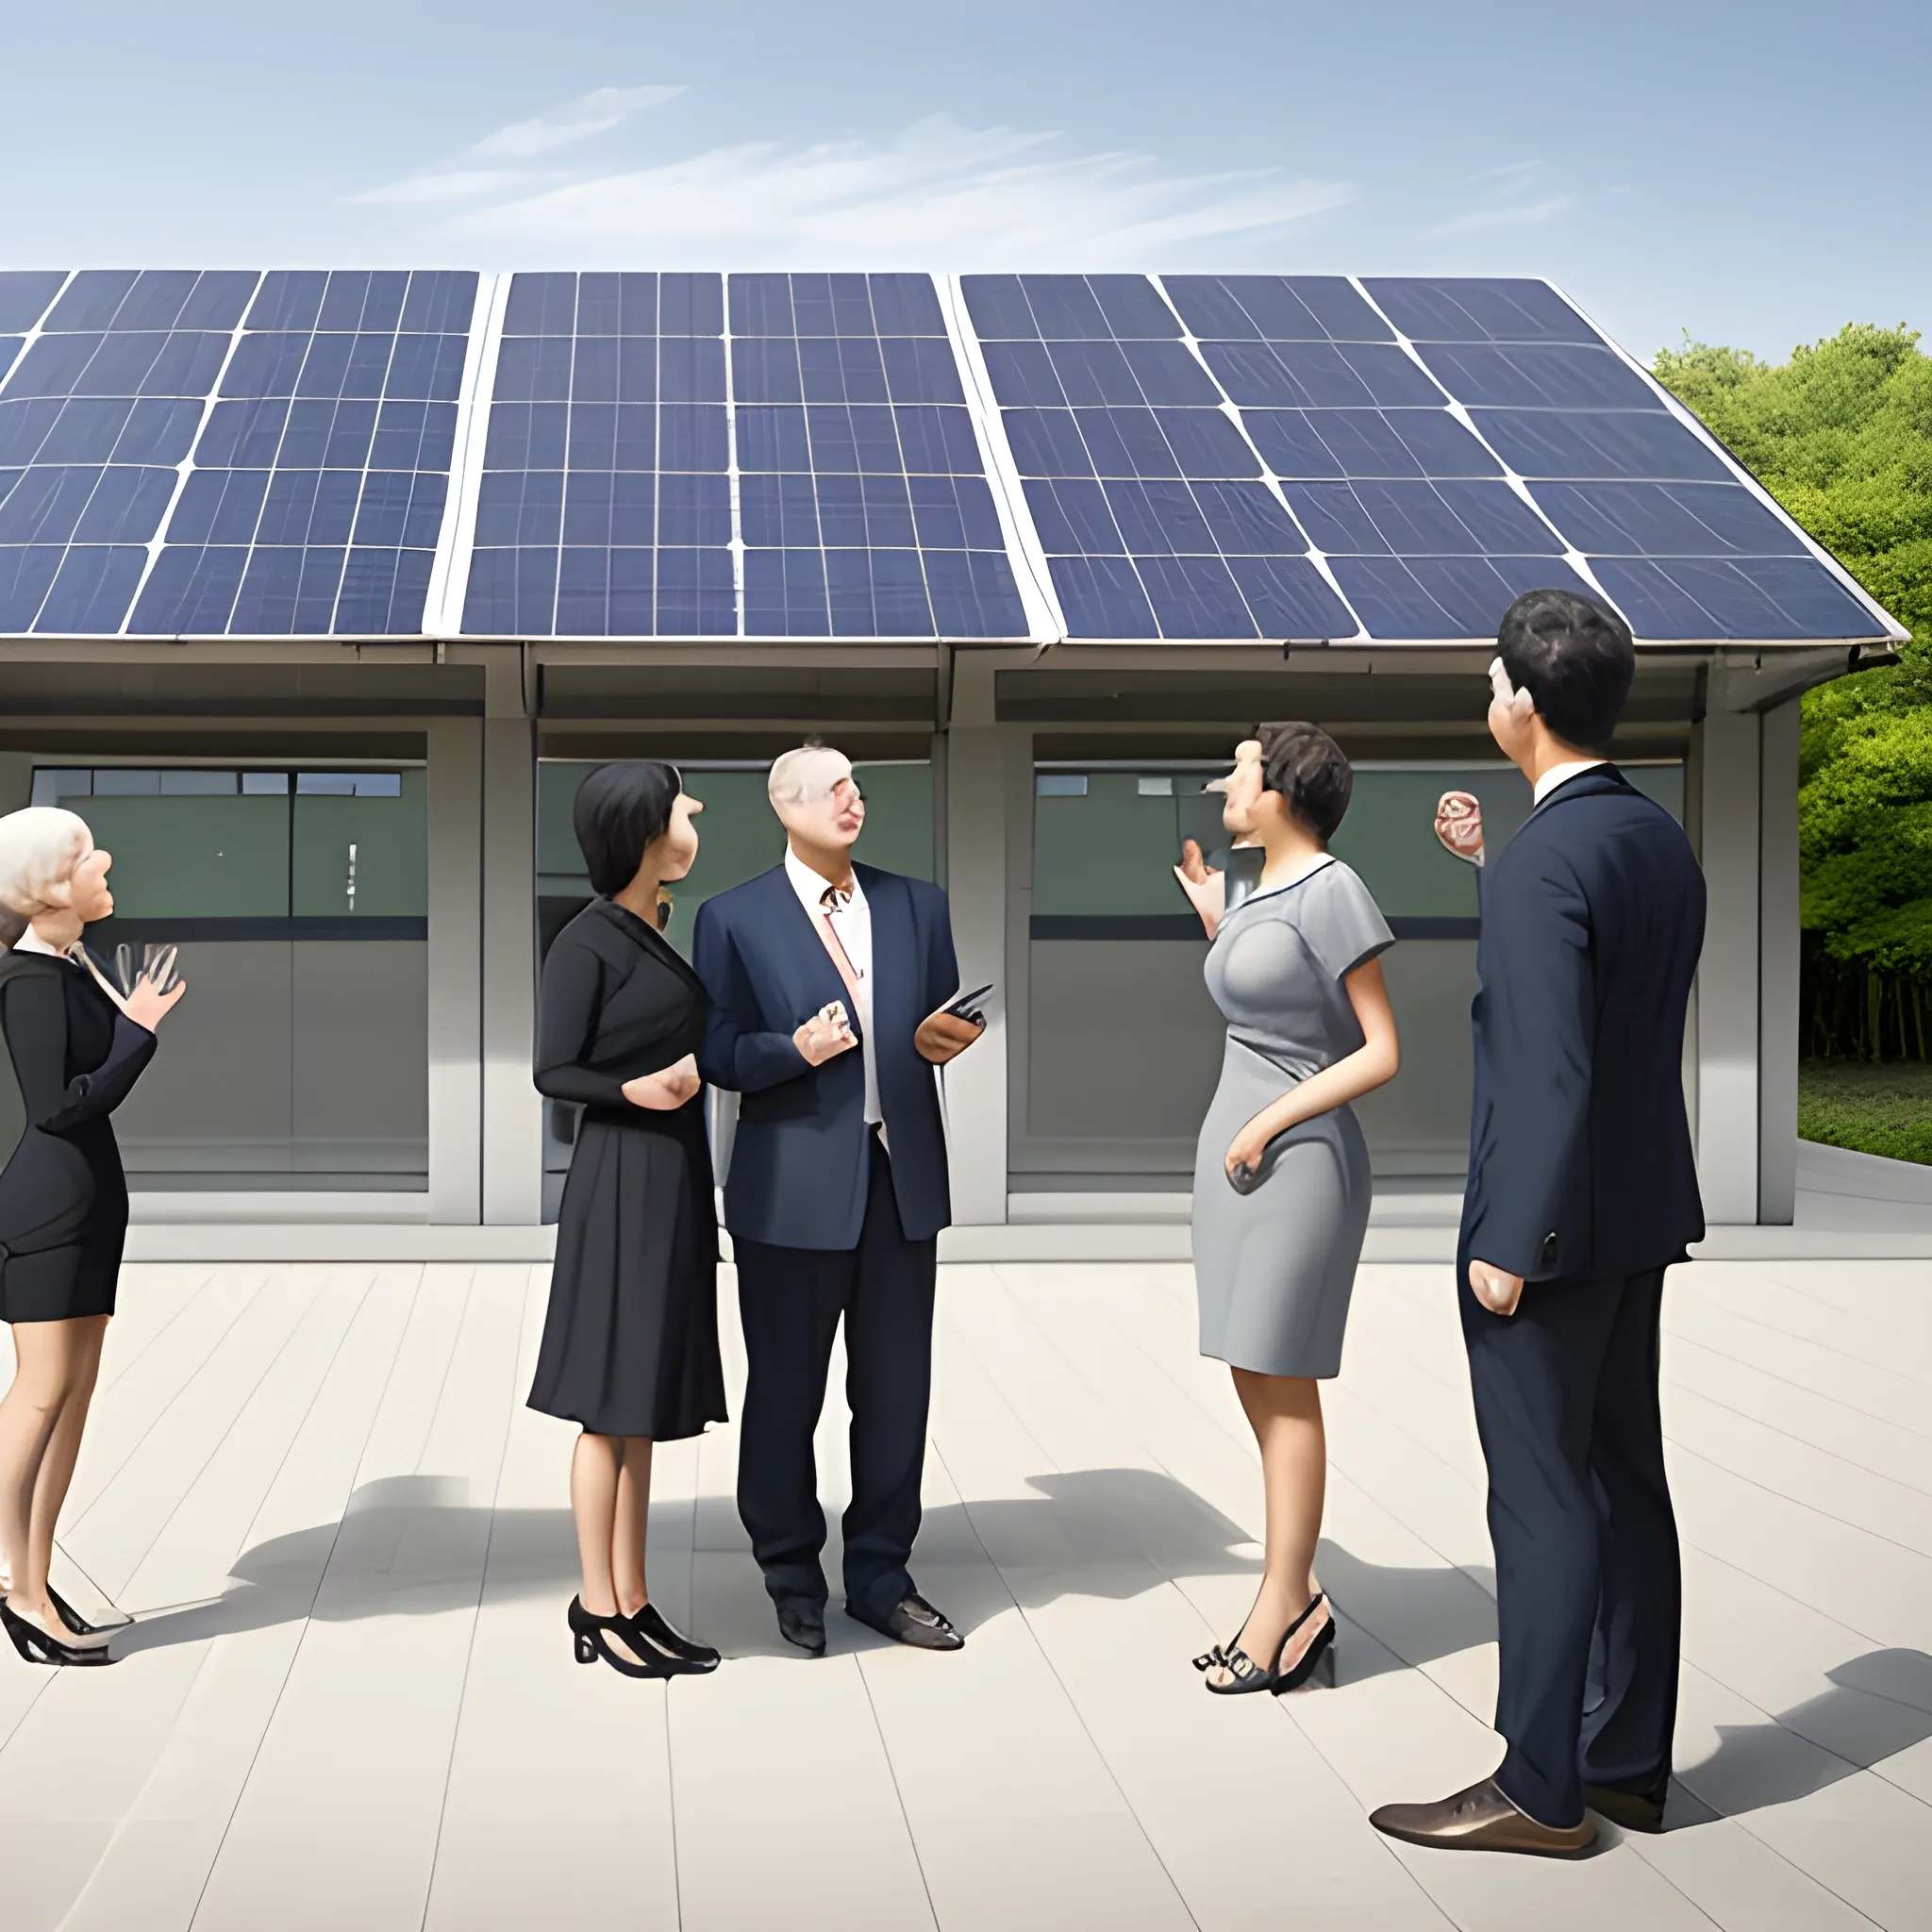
{"left": 1585, "top": 1780, "right": 1668, "bottom": 1833}
{"left": 774, "top": 1597, "right": 826, "bottom": 1656}
{"left": 848, "top": 1592, "right": 964, "bottom": 1651}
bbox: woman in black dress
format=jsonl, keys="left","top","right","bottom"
{"left": 530, "top": 761, "right": 726, "bottom": 1679}
{"left": 0, "top": 807, "right": 185, "bottom": 1667}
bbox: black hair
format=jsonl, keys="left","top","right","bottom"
{"left": 1255, "top": 721, "right": 1353, "bottom": 842}
{"left": 573, "top": 760, "right": 683, "bottom": 897}
{"left": 1495, "top": 589, "right": 1636, "bottom": 755}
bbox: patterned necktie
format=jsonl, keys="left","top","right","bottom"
{"left": 816, "top": 883, "right": 863, "bottom": 1009}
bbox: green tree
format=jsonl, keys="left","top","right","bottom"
{"left": 1654, "top": 325, "right": 1932, "bottom": 1058}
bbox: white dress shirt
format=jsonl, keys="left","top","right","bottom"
{"left": 11, "top": 925, "right": 61, "bottom": 957}
{"left": 1533, "top": 758, "right": 1607, "bottom": 807}
{"left": 785, "top": 847, "right": 882, "bottom": 1133}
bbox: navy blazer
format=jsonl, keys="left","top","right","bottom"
{"left": 1460, "top": 766, "right": 1707, "bottom": 1284}
{"left": 691, "top": 862, "right": 961, "bottom": 1250}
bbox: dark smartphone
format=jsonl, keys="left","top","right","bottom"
{"left": 943, "top": 983, "right": 993, "bottom": 1018}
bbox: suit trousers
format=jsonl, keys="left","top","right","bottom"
{"left": 734, "top": 1134, "right": 939, "bottom": 1624}
{"left": 1460, "top": 1265, "right": 1681, "bottom": 1829}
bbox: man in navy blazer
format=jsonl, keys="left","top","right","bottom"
{"left": 1374, "top": 590, "right": 1706, "bottom": 1857}
{"left": 692, "top": 744, "right": 982, "bottom": 1657}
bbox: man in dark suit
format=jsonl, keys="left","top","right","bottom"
{"left": 1372, "top": 589, "right": 1707, "bottom": 1857}
{"left": 692, "top": 745, "right": 982, "bottom": 1657}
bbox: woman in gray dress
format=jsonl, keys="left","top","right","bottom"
{"left": 1174, "top": 724, "right": 1399, "bottom": 1696}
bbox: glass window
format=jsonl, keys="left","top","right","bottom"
{"left": 291, "top": 770, "right": 427, "bottom": 918}
{"left": 538, "top": 758, "right": 933, "bottom": 959}
{"left": 82, "top": 780, "right": 291, "bottom": 920}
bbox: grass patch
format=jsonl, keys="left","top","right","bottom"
{"left": 1798, "top": 1058, "right": 1932, "bottom": 1166}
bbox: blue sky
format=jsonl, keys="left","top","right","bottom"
{"left": 7, "top": 0, "right": 1924, "bottom": 364}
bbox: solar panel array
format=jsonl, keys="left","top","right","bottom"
{"left": 0, "top": 269, "right": 1896, "bottom": 646}
{"left": 0, "top": 269, "right": 474, "bottom": 638}
{"left": 730, "top": 273, "right": 1024, "bottom": 641}
{"left": 462, "top": 272, "right": 734, "bottom": 638}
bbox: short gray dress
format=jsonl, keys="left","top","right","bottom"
{"left": 1192, "top": 860, "right": 1394, "bottom": 1377}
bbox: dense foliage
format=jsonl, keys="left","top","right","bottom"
{"left": 1654, "top": 325, "right": 1932, "bottom": 1059}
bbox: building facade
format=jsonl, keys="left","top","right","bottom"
{"left": 0, "top": 270, "right": 1903, "bottom": 1228}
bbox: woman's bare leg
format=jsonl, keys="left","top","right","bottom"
{"left": 25, "top": 1318, "right": 108, "bottom": 1618}
{"left": 610, "top": 1437, "right": 654, "bottom": 1619}
{"left": 1208, "top": 1369, "right": 1330, "bottom": 1684}
{"left": 0, "top": 1321, "right": 85, "bottom": 1625}
{"left": 570, "top": 1430, "right": 644, "bottom": 1663}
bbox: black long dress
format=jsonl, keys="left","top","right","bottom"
{"left": 0, "top": 950, "right": 157, "bottom": 1324}
{"left": 526, "top": 899, "right": 725, "bottom": 1441}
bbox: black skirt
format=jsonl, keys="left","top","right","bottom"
{"left": 526, "top": 1101, "right": 726, "bottom": 1441}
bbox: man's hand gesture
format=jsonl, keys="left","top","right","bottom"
{"left": 793, "top": 1001, "right": 858, "bottom": 1067}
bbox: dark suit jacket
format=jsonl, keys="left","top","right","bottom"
{"left": 1459, "top": 766, "right": 1707, "bottom": 1283}
{"left": 691, "top": 862, "right": 960, "bottom": 1250}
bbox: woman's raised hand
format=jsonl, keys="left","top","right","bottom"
{"left": 622, "top": 1053, "right": 701, "bottom": 1110}
{"left": 1174, "top": 839, "right": 1227, "bottom": 938}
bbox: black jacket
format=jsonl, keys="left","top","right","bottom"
{"left": 0, "top": 951, "right": 155, "bottom": 1256}
{"left": 1459, "top": 766, "right": 1706, "bottom": 1282}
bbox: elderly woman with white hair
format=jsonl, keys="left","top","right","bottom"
{"left": 0, "top": 806, "right": 185, "bottom": 1667}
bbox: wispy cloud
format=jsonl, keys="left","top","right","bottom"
{"left": 1425, "top": 160, "right": 1574, "bottom": 239}
{"left": 468, "top": 85, "right": 684, "bottom": 160}
{"left": 348, "top": 85, "right": 682, "bottom": 206}
{"left": 434, "top": 112, "right": 1350, "bottom": 266}
{"left": 351, "top": 168, "right": 527, "bottom": 207}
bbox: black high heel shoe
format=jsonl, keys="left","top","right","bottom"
{"left": 569, "top": 1595, "right": 665, "bottom": 1678}
{"left": 1, "top": 1599, "right": 116, "bottom": 1668}
{"left": 1193, "top": 1592, "right": 1332, "bottom": 1696}
{"left": 624, "top": 1602, "right": 720, "bottom": 1674}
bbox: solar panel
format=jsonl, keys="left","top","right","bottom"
{"left": 1363, "top": 276, "right": 1875, "bottom": 641}
{"left": 731, "top": 273, "right": 1025, "bottom": 639}
{"left": 461, "top": 272, "right": 735, "bottom": 638}
{"left": 1156, "top": 273, "right": 1602, "bottom": 641}
{"left": 0, "top": 266, "right": 1900, "bottom": 649}
{"left": 963, "top": 274, "right": 1355, "bottom": 641}
{"left": 0, "top": 269, "right": 474, "bottom": 637}
{"left": 132, "top": 270, "right": 474, "bottom": 637}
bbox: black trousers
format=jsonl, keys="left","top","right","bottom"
{"left": 734, "top": 1135, "right": 939, "bottom": 1624}
{"left": 1460, "top": 1265, "right": 1681, "bottom": 1829}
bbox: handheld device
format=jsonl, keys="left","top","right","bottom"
{"left": 942, "top": 983, "right": 993, "bottom": 1019}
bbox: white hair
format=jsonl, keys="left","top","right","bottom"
{"left": 767, "top": 744, "right": 853, "bottom": 809}
{"left": 0, "top": 807, "right": 93, "bottom": 948}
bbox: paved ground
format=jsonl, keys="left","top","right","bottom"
{"left": 2, "top": 1255, "right": 1929, "bottom": 1930}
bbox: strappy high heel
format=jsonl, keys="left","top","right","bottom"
{"left": 625, "top": 1602, "right": 720, "bottom": 1674}
{"left": 1193, "top": 1592, "right": 1333, "bottom": 1696}
{"left": 2, "top": 1599, "right": 116, "bottom": 1667}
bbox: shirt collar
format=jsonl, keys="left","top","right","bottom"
{"left": 784, "top": 846, "right": 862, "bottom": 912}
{"left": 11, "top": 924, "right": 67, "bottom": 958}
{"left": 1533, "top": 758, "right": 1607, "bottom": 807}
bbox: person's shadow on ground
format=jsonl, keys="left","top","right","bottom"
{"left": 114, "top": 1465, "right": 1932, "bottom": 1824}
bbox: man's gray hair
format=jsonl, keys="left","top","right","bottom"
{"left": 767, "top": 744, "right": 853, "bottom": 809}
{"left": 0, "top": 806, "right": 92, "bottom": 948}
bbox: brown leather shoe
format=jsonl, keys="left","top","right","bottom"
{"left": 1585, "top": 1781, "right": 1667, "bottom": 1833}
{"left": 1370, "top": 1778, "right": 1597, "bottom": 1857}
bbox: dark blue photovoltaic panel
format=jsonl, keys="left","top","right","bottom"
{"left": 1330, "top": 553, "right": 1601, "bottom": 641}
{"left": 1164, "top": 275, "right": 1391, "bottom": 343}
{"left": 965, "top": 274, "right": 1352, "bottom": 640}
{"left": 732, "top": 273, "right": 1024, "bottom": 639}
{"left": 1338, "top": 278, "right": 1877, "bottom": 639}
{"left": 463, "top": 272, "right": 734, "bottom": 637}
{"left": 124, "top": 270, "right": 473, "bottom": 638}
{"left": 1363, "top": 277, "right": 1602, "bottom": 345}
{"left": 0, "top": 272, "right": 66, "bottom": 332}
{"left": 0, "top": 269, "right": 321, "bottom": 634}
